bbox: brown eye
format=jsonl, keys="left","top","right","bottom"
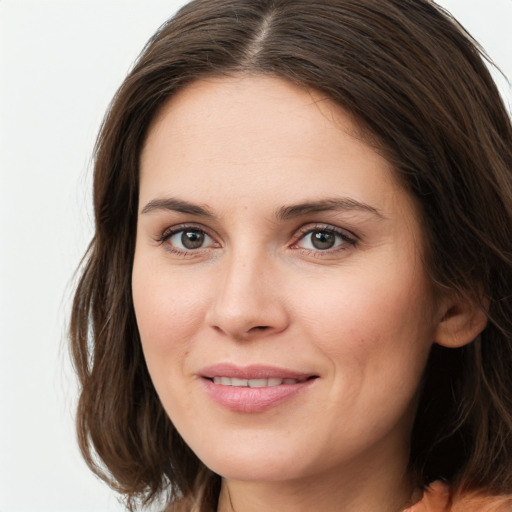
{"left": 181, "top": 230, "right": 205, "bottom": 249}
{"left": 296, "top": 227, "right": 355, "bottom": 252}
{"left": 310, "top": 231, "right": 336, "bottom": 250}
{"left": 165, "top": 228, "right": 214, "bottom": 251}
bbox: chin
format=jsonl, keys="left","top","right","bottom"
{"left": 190, "top": 436, "right": 311, "bottom": 483}
{"left": 205, "top": 457, "right": 305, "bottom": 483}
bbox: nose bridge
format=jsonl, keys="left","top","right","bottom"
{"left": 207, "top": 243, "right": 287, "bottom": 338}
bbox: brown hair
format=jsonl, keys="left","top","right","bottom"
{"left": 70, "top": 0, "right": 512, "bottom": 510}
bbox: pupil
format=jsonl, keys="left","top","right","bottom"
{"left": 311, "top": 231, "right": 335, "bottom": 250}
{"left": 181, "top": 230, "right": 204, "bottom": 249}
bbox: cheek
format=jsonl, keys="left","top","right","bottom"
{"left": 291, "top": 263, "right": 437, "bottom": 376}
{"left": 295, "top": 270, "right": 436, "bottom": 438}
{"left": 132, "top": 256, "right": 207, "bottom": 360}
{"left": 132, "top": 258, "right": 208, "bottom": 424}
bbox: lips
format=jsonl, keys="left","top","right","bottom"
{"left": 212, "top": 376, "right": 306, "bottom": 387}
{"left": 199, "top": 364, "right": 318, "bottom": 413}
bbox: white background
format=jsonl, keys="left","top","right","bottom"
{"left": 0, "top": 1, "right": 510, "bottom": 511}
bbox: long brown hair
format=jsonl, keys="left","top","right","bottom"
{"left": 70, "top": 1, "right": 512, "bottom": 510}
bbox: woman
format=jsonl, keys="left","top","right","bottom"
{"left": 70, "top": 0, "right": 512, "bottom": 511}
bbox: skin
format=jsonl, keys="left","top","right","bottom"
{"left": 132, "top": 75, "right": 468, "bottom": 512}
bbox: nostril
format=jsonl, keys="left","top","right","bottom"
{"left": 251, "top": 325, "right": 270, "bottom": 331}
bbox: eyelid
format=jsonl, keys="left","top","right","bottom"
{"left": 290, "top": 223, "right": 358, "bottom": 250}
{"left": 154, "top": 221, "right": 357, "bottom": 256}
{"left": 156, "top": 223, "right": 221, "bottom": 253}
{"left": 158, "top": 222, "right": 208, "bottom": 240}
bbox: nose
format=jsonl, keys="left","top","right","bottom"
{"left": 205, "top": 251, "right": 289, "bottom": 341}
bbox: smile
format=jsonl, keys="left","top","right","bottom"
{"left": 211, "top": 377, "right": 308, "bottom": 387}
{"left": 200, "top": 364, "right": 318, "bottom": 413}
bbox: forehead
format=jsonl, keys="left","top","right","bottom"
{"left": 142, "top": 76, "right": 343, "bottom": 167}
{"left": 139, "top": 75, "right": 415, "bottom": 223}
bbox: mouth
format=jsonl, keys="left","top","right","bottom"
{"left": 199, "top": 364, "right": 319, "bottom": 413}
{"left": 207, "top": 376, "right": 315, "bottom": 387}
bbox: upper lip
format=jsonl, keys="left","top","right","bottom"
{"left": 200, "top": 363, "right": 317, "bottom": 380}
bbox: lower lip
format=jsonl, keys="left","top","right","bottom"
{"left": 201, "top": 378, "right": 316, "bottom": 413}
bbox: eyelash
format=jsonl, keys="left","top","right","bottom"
{"left": 156, "top": 223, "right": 218, "bottom": 256}
{"left": 291, "top": 224, "right": 357, "bottom": 254}
{"left": 156, "top": 223, "right": 358, "bottom": 256}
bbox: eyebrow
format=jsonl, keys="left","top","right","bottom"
{"left": 275, "top": 198, "right": 384, "bottom": 220}
{"left": 141, "top": 197, "right": 214, "bottom": 217}
{"left": 140, "top": 196, "right": 384, "bottom": 220}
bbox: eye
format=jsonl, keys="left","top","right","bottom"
{"left": 161, "top": 227, "right": 216, "bottom": 252}
{"left": 294, "top": 226, "right": 356, "bottom": 252}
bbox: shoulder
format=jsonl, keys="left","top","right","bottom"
{"left": 405, "top": 481, "right": 512, "bottom": 512}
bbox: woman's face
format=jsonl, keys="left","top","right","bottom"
{"left": 133, "top": 76, "right": 445, "bottom": 486}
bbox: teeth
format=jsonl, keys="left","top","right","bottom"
{"left": 212, "top": 377, "right": 301, "bottom": 387}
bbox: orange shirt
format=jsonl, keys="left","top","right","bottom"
{"left": 405, "top": 481, "right": 512, "bottom": 512}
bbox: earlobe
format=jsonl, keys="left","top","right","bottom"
{"left": 434, "top": 294, "right": 488, "bottom": 348}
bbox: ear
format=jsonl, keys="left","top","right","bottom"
{"left": 434, "top": 293, "right": 488, "bottom": 348}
